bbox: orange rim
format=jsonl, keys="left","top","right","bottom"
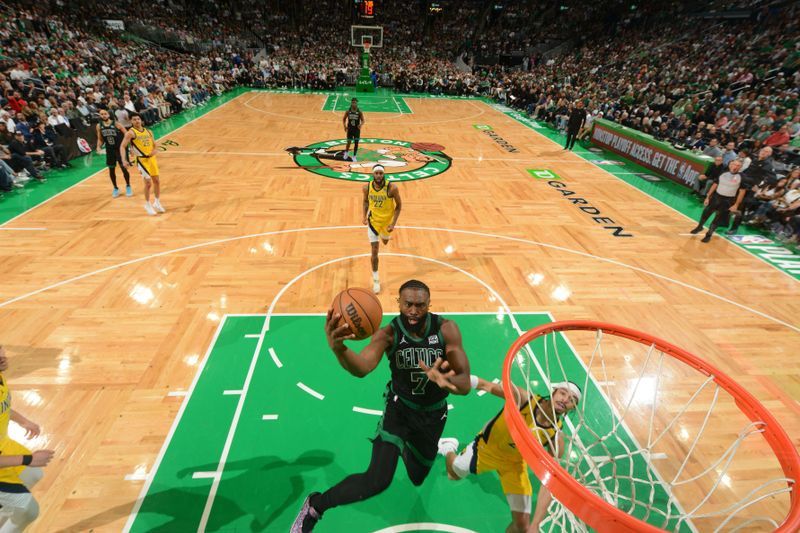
{"left": 502, "top": 320, "right": 800, "bottom": 532}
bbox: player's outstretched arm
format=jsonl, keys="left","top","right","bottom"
{"left": 473, "top": 375, "right": 527, "bottom": 404}
{"left": 529, "top": 431, "right": 565, "bottom": 532}
{"left": 0, "top": 450, "right": 54, "bottom": 468}
{"left": 325, "top": 308, "right": 390, "bottom": 378}
{"left": 420, "top": 320, "right": 471, "bottom": 395}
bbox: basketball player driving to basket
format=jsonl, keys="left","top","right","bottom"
{"left": 291, "top": 280, "right": 472, "bottom": 533}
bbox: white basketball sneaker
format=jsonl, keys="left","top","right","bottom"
{"left": 153, "top": 198, "right": 165, "bottom": 213}
{"left": 372, "top": 280, "right": 380, "bottom": 294}
{"left": 438, "top": 437, "right": 459, "bottom": 457}
{"left": 144, "top": 202, "right": 157, "bottom": 216}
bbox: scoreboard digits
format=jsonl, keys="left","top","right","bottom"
{"left": 355, "top": 0, "right": 375, "bottom": 18}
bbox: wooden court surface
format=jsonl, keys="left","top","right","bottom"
{"left": 0, "top": 92, "right": 797, "bottom": 531}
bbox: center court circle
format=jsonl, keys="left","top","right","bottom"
{"left": 292, "top": 138, "right": 452, "bottom": 182}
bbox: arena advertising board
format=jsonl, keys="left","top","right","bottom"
{"left": 591, "top": 119, "right": 712, "bottom": 188}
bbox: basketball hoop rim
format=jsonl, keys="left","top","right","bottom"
{"left": 502, "top": 320, "right": 800, "bottom": 533}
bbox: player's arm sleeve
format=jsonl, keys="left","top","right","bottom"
{"left": 441, "top": 320, "right": 472, "bottom": 395}
{"left": 96, "top": 124, "right": 102, "bottom": 150}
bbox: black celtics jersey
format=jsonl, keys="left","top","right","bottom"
{"left": 346, "top": 109, "right": 362, "bottom": 129}
{"left": 386, "top": 313, "right": 448, "bottom": 406}
{"left": 99, "top": 120, "right": 122, "bottom": 147}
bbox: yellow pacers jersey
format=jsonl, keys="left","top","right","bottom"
{"left": 131, "top": 127, "right": 160, "bottom": 177}
{"left": 130, "top": 127, "right": 154, "bottom": 158}
{"left": 479, "top": 394, "right": 563, "bottom": 461}
{"left": 0, "top": 373, "right": 31, "bottom": 487}
{"left": 367, "top": 180, "right": 395, "bottom": 233}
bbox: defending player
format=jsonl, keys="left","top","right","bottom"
{"left": 96, "top": 108, "right": 131, "bottom": 198}
{"left": 438, "top": 377, "right": 581, "bottom": 533}
{"left": 120, "top": 113, "right": 164, "bottom": 216}
{"left": 363, "top": 164, "right": 401, "bottom": 294}
{"left": 0, "top": 346, "right": 55, "bottom": 533}
{"left": 343, "top": 98, "right": 365, "bottom": 157}
{"left": 291, "top": 280, "right": 472, "bottom": 533}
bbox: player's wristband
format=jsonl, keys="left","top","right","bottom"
{"left": 470, "top": 375, "right": 479, "bottom": 390}
{"left": 21, "top": 455, "right": 32, "bottom": 466}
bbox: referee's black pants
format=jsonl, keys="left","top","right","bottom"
{"left": 565, "top": 126, "right": 580, "bottom": 150}
{"left": 697, "top": 193, "right": 735, "bottom": 234}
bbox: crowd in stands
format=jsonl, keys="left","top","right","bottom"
{"left": 0, "top": 0, "right": 797, "bottom": 243}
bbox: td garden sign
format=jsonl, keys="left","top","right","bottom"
{"left": 292, "top": 138, "right": 452, "bottom": 182}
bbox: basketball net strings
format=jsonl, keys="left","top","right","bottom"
{"left": 511, "top": 329, "right": 793, "bottom": 532}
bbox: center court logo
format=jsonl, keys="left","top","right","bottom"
{"left": 293, "top": 138, "right": 452, "bottom": 182}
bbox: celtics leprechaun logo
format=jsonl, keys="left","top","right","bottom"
{"left": 287, "top": 139, "right": 451, "bottom": 182}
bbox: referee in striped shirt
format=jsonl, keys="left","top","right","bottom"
{"left": 690, "top": 159, "right": 745, "bottom": 243}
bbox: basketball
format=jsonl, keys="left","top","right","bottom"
{"left": 332, "top": 287, "right": 383, "bottom": 340}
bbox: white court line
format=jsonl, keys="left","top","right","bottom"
{"left": 353, "top": 406, "right": 383, "bottom": 416}
{"left": 482, "top": 101, "right": 800, "bottom": 284}
{"left": 122, "top": 316, "right": 228, "bottom": 533}
{"left": 162, "top": 149, "right": 609, "bottom": 165}
{"left": 244, "top": 93, "right": 480, "bottom": 125}
{"left": 1, "top": 93, "right": 244, "bottom": 229}
{"left": 268, "top": 347, "right": 283, "bottom": 368}
{"left": 545, "top": 311, "right": 697, "bottom": 532}
{"left": 196, "top": 313, "right": 267, "bottom": 532}
{"left": 167, "top": 391, "right": 188, "bottom": 397}
{"left": 223, "top": 390, "right": 242, "bottom": 395}
{"left": 2, "top": 225, "right": 796, "bottom": 333}
{"left": 189, "top": 251, "right": 707, "bottom": 531}
{"left": 372, "top": 523, "right": 477, "bottom": 533}
{"left": 261, "top": 414, "right": 279, "bottom": 420}
{"left": 297, "top": 382, "right": 325, "bottom": 400}
{"left": 244, "top": 334, "right": 260, "bottom": 338}
{"left": 192, "top": 471, "right": 219, "bottom": 480}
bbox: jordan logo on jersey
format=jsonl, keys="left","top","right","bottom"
{"left": 399, "top": 335, "right": 408, "bottom": 345}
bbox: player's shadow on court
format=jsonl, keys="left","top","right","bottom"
{"left": 182, "top": 450, "right": 335, "bottom": 531}
{"left": 4, "top": 344, "right": 72, "bottom": 378}
{"left": 51, "top": 450, "right": 333, "bottom": 533}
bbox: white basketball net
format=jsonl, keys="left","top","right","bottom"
{"left": 509, "top": 327, "right": 795, "bottom": 532}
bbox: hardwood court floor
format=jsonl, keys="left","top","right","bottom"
{"left": 0, "top": 91, "right": 797, "bottom": 532}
